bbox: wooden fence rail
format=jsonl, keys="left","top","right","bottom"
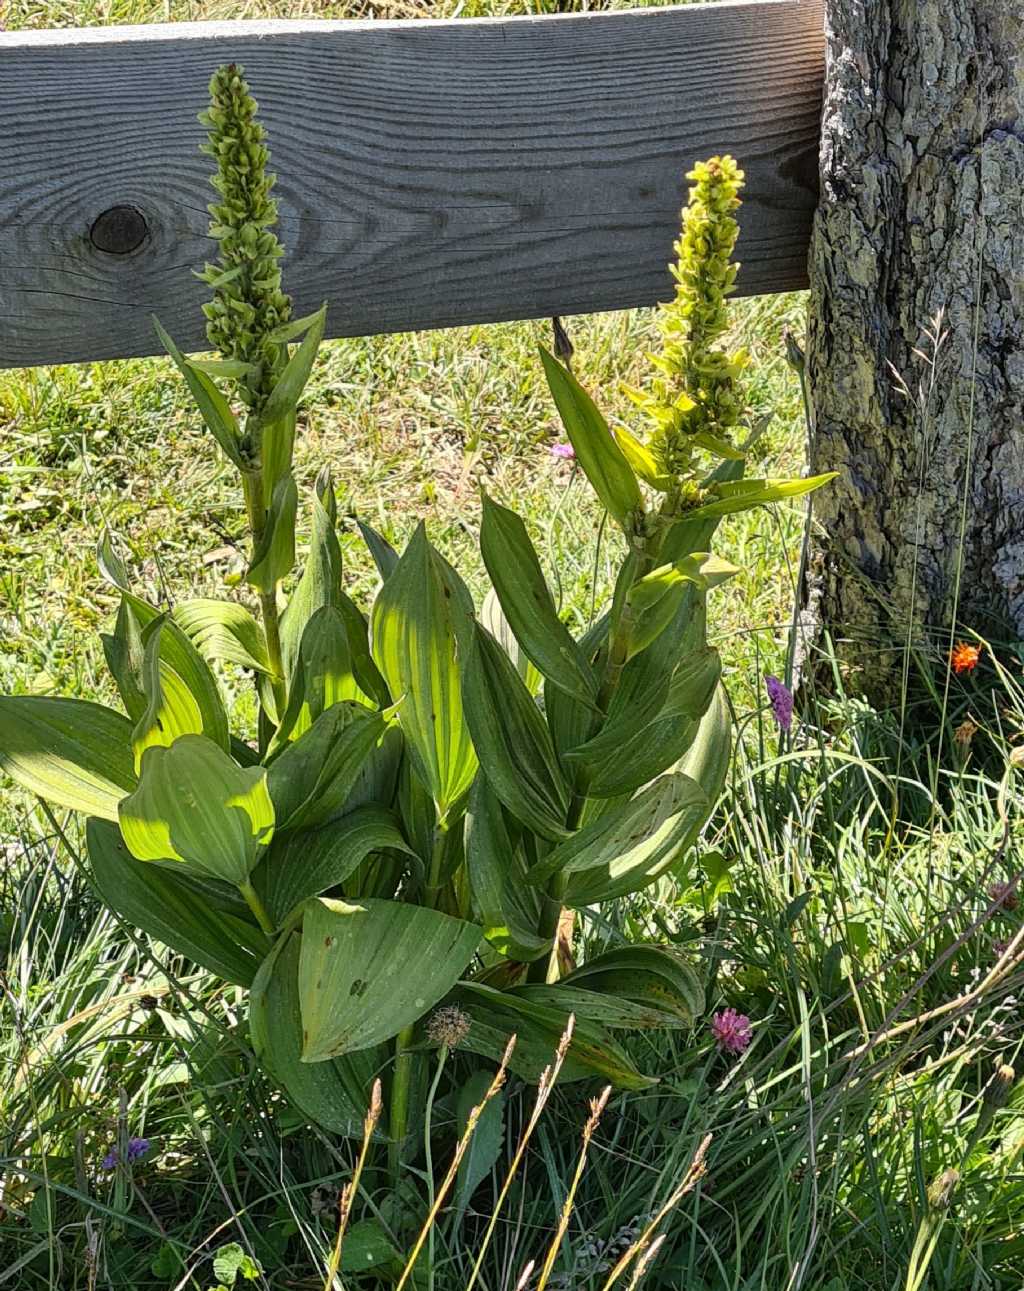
{"left": 0, "top": 0, "right": 824, "bottom": 370}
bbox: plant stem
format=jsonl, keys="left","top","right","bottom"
{"left": 389, "top": 826, "right": 447, "bottom": 1182}
{"left": 238, "top": 879, "right": 275, "bottom": 936}
{"left": 388, "top": 1022, "right": 417, "bottom": 1184}
{"left": 422, "top": 1045, "right": 449, "bottom": 1291}
{"left": 241, "top": 467, "right": 287, "bottom": 715}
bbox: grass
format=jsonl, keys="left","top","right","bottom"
{"left": 2, "top": 2, "right": 1024, "bottom": 1289}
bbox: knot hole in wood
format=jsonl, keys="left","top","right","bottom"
{"left": 89, "top": 205, "right": 149, "bottom": 255}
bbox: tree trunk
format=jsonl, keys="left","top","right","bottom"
{"left": 804, "top": 0, "right": 1024, "bottom": 703}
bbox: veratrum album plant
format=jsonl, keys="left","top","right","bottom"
{"left": 0, "top": 67, "right": 833, "bottom": 1170}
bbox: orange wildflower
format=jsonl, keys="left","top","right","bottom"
{"left": 950, "top": 642, "right": 982, "bottom": 674}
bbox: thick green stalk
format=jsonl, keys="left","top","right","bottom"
{"left": 238, "top": 878, "right": 275, "bottom": 936}
{"left": 241, "top": 468, "right": 287, "bottom": 716}
{"left": 389, "top": 824, "right": 447, "bottom": 1181}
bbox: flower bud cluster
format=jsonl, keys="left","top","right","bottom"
{"left": 627, "top": 155, "right": 749, "bottom": 481}
{"left": 198, "top": 64, "right": 292, "bottom": 411}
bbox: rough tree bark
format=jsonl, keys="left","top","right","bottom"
{"left": 804, "top": 0, "right": 1024, "bottom": 703}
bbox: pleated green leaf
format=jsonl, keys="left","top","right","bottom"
{"left": 0, "top": 696, "right": 136, "bottom": 821}
{"left": 527, "top": 772, "right": 708, "bottom": 905}
{"left": 680, "top": 473, "right": 838, "bottom": 521}
{"left": 271, "top": 607, "right": 363, "bottom": 750}
{"left": 509, "top": 983, "right": 687, "bottom": 1031}
{"left": 267, "top": 702, "right": 390, "bottom": 833}
{"left": 479, "top": 495, "right": 597, "bottom": 705}
{"left": 280, "top": 466, "right": 343, "bottom": 680}
{"left": 540, "top": 347, "right": 643, "bottom": 532}
{"left": 371, "top": 524, "right": 477, "bottom": 816}
{"left": 675, "top": 681, "right": 732, "bottom": 808}
{"left": 356, "top": 519, "right": 400, "bottom": 581}
{"left": 261, "top": 302, "right": 327, "bottom": 425}
{"left": 101, "top": 598, "right": 148, "bottom": 721}
{"left": 247, "top": 473, "right": 297, "bottom": 593}
{"left": 87, "top": 818, "right": 266, "bottom": 986}
{"left": 250, "top": 933, "right": 376, "bottom": 1135}
{"left": 153, "top": 316, "right": 245, "bottom": 470}
{"left": 564, "top": 945, "right": 705, "bottom": 1026}
{"left": 119, "top": 734, "right": 274, "bottom": 885}
{"left": 479, "top": 588, "right": 542, "bottom": 696}
{"left": 253, "top": 806, "right": 416, "bottom": 928}
{"left": 451, "top": 982, "right": 656, "bottom": 1088}
{"left": 173, "top": 599, "right": 273, "bottom": 677}
{"left": 131, "top": 615, "right": 230, "bottom": 772}
{"left": 465, "top": 776, "right": 549, "bottom": 962}
{"left": 298, "top": 897, "right": 481, "bottom": 1060}
{"left": 461, "top": 623, "right": 570, "bottom": 841}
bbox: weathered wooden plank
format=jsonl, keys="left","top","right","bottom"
{"left": 0, "top": 1, "right": 824, "bottom": 369}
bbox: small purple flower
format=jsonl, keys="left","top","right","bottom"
{"left": 100, "top": 1137, "right": 151, "bottom": 1170}
{"left": 711, "top": 1008, "right": 753, "bottom": 1056}
{"left": 549, "top": 442, "right": 575, "bottom": 461}
{"left": 765, "top": 675, "right": 793, "bottom": 732}
{"left": 992, "top": 938, "right": 1010, "bottom": 960}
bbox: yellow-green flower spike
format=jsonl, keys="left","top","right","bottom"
{"left": 628, "top": 155, "right": 749, "bottom": 483}
{"left": 198, "top": 63, "right": 293, "bottom": 413}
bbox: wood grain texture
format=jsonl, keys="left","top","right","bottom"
{"left": 0, "top": 1, "right": 824, "bottom": 369}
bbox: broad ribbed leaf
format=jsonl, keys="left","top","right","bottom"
{"left": 357, "top": 520, "right": 400, "bottom": 581}
{"left": 680, "top": 474, "right": 837, "bottom": 521}
{"left": 267, "top": 702, "right": 389, "bottom": 832}
{"left": 371, "top": 525, "right": 477, "bottom": 816}
{"left": 153, "top": 316, "right": 245, "bottom": 470}
{"left": 250, "top": 934, "right": 376, "bottom": 1135}
{"left": 569, "top": 646, "right": 720, "bottom": 773}
{"left": 272, "top": 607, "right": 362, "bottom": 750}
{"left": 461, "top": 624, "right": 570, "bottom": 841}
{"left": 544, "top": 616, "right": 608, "bottom": 767}
{"left": 564, "top": 945, "right": 705, "bottom": 1026}
{"left": 298, "top": 897, "right": 481, "bottom": 1060}
{"left": 675, "top": 681, "right": 732, "bottom": 807}
{"left": 0, "top": 697, "right": 136, "bottom": 820}
{"left": 174, "top": 599, "right": 273, "bottom": 676}
{"left": 261, "top": 303, "right": 327, "bottom": 425}
{"left": 451, "top": 982, "right": 655, "bottom": 1088}
{"left": 101, "top": 598, "right": 148, "bottom": 721}
{"left": 253, "top": 806, "right": 415, "bottom": 928}
{"left": 527, "top": 772, "right": 708, "bottom": 905}
{"left": 465, "top": 776, "right": 549, "bottom": 962}
{"left": 119, "top": 735, "right": 274, "bottom": 885}
{"left": 479, "top": 495, "right": 597, "bottom": 705}
{"left": 280, "top": 466, "right": 343, "bottom": 679}
{"left": 87, "top": 818, "right": 266, "bottom": 986}
{"left": 480, "top": 589, "right": 542, "bottom": 696}
{"left": 247, "top": 473, "right": 298, "bottom": 593}
{"left": 510, "top": 984, "right": 687, "bottom": 1030}
{"left": 131, "top": 616, "right": 230, "bottom": 771}
{"left": 540, "top": 348, "right": 642, "bottom": 532}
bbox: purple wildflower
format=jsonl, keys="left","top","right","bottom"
{"left": 992, "top": 938, "right": 1010, "bottom": 960}
{"left": 765, "top": 675, "right": 793, "bottom": 732}
{"left": 711, "top": 1008, "right": 753, "bottom": 1056}
{"left": 549, "top": 442, "right": 575, "bottom": 461}
{"left": 100, "top": 1137, "right": 151, "bottom": 1170}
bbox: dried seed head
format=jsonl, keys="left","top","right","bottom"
{"left": 426, "top": 1004, "right": 471, "bottom": 1050}
{"left": 984, "top": 1063, "right": 1016, "bottom": 1110}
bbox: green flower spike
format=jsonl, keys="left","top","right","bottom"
{"left": 623, "top": 155, "right": 749, "bottom": 484}
{"left": 198, "top": 63, "right": 293, "bottom": 418}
